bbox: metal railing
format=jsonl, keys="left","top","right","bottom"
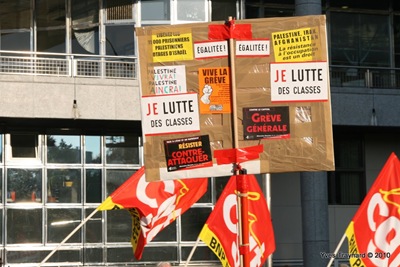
{"left": 330, "top": 65, "right": 400, "bottom": 89}
{"left": 0, "top": 51, "right": 399, "bottom": 89}
{"left": 0, "top": 51, "right": 138, "bottom": 79}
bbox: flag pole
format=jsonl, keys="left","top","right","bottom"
{"left": 226, "top": 16, "right": 250, "bottom": 267}
{"left": 38, "top": 208, "right": 99, "bottom": 266}
{"left": 184, "top": 236, "right": 201, "bottom": 267}
{"left": 326, "top": 232, "right": 346, "bottom": 267}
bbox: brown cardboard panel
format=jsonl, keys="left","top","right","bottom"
{"left": 136, "top": 15, "right": 334, "bottom": 181}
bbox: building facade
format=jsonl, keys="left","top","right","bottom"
{"left": 0, "top": 0, "right": 400, "bottom": 266}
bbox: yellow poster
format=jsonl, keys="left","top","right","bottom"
{"left": 198, "top": 67, "right": 231, "bottom": 114}
{"left": 151, "top": 30, "right": 194, "bottom": 62}
{"left": 272, "top": 27, "right": 321, "bottom": 62}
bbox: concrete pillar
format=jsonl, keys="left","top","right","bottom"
{"left": 295, "top": 1, "right": 330, "bottom": 266}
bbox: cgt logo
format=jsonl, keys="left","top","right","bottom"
{"left": 366, "top": 189, "right": 400, "bottom": 266}
{"left": 222, "top": 192, "right": 267, "bottom": 267}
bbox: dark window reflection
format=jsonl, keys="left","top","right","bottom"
{"left": 47, "top": 169, "right": 81, "bottom": 203}
{"left": 86, "top": 169, "right": 102, "bottom": 203}
{"left": 105, "top": 25, "right": 135, "bottom": 56}
{"left": 47, "top": 135, "right": 81, "bottom": 164}
{"left": 181, "top": 208, "right": 211, "bottom": 241}
{"left": 105, "top": 135, "right": 139, "bottom": 164}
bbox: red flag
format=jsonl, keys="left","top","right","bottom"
{"left": 345, "top": 152, "right": 400, "bottom": 266}
{"left": 199, "top": 174, "right": 275, "bottom": 267}
{"left": 98, "top": 166, "right": 208, "bottom": 259}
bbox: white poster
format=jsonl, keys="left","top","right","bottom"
{"left": 236, "top": 39, "right": 270, "bottom": 57}
{"left": 141, "top": 93, "right": 200, "bottom": 136}
{"left": 194, "top": 41, "right": 228, "bottom": 59}
{"left": 153, "top": 65, "right": 187, "bottom": 95}
{"left": 270, "top": 61, "right": 328, "bottom": 102}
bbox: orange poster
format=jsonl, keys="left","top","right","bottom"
{"left": 198, "top": 67, "right": 231, "bottom": 114}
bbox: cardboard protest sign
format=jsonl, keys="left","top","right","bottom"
{"left": 136, "top": 15, "right": 334, "bottom": 181}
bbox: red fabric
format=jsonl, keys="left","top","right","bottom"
{"left": 100, "top": 166, "right": 208, "bottom": 259}
{"left": 199, "top": 174, "right": 275, "bottom": 267}
{"left": 346, "top": 152, "right": 400, "bottom": 266}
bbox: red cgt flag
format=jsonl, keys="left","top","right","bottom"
{"left": 199, "top": 174, "right": 275, "bottom": 267}
{"left": 345, "top": 152, "right": 400, "bottom": 266}
{"left": 98, "top": 166, "right": 208, "bottom": 259}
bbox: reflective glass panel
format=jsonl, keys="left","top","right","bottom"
{"left": 47, "top": 208, "right": 82, "bottom": 243}
{"left": 85, "top": 136, "right": 101, "bottom": 164}
{"left": 176, "top": 0, "right": 206, "bottom": 22}
{"left": 105, "top": 135, "right": 139, "bottom": 164}
{"left": 212, "top": 0, "right": 237, "bottom": 21}
{"left": 106, "top": 169, "right": 134, "bottom": 196}
{"left": 105, "top": 25, "right": 135, "bottom": 56}
{"left": 0, "top": 32, "right": 30, "bottom": 51}
{"left": 106, "top": 209, "right": 131, "bottom": 242}
{"left": 7, "top": 208, "right": 42, "bottom": 244}
{"left": 86, "top": 169, "right": 102, "bottom": 203}
{"left": 10, "top": 133, "right": 38, "bottom": 158}
{"left": 141, "top": 0, "right": 170, "bottom": 21}
{"left": 85, "top": 208, "right": 102, "bottom": 243}
{"left": 47, "top": 135, "right": 81, "bottom": 163}
{"left": 7, "top": 168, "right": 42, "bottom": 203}
{"left": 47, "top": 169, "right": 81, "bottom": 203}
{"left": 36, "top": 0, "right": 65, "bottom": 27}
{"left": 71, "top": 0, "right": 99, "bottom": 54}
{"left": 181, "top": 208, "right": 211, "bottom": 241}
{"left": 0, "top": 0, "right": 31, "bottom": 30}
{"left": 37, "top": 28, "right": 66, "bottom": 53}
{"left": 330, "top": 12, "right": 390, "bottom": 67}
{"left": 84, "top": 247, "right": 103, "bottom": 263}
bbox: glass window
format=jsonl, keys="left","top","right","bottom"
{"left": 71, "top": 0, "right": 99, "bottom": 54}
{"left": 47, "top": 208, "right": 82, "bottom": 243}
{"left": 7, "top": 168, "right": 42, "bottom": 203}
{"left": 86, "top": 169, "right": 102, "bottom": 203}
{"left": 106, "top": 209, "right": 131, "bottom": 242}
{"left": 36, "top": 0, "right": 65, "bottom": 28}
{"left": 10, "top": 133, "right": 38, "bottom": 158}
{"left": 0, "top": 0, "right": 31, "bottom": 51}
{"left": 330, "top": 12, "right": 390, "bottom": 67}
{"left": 212, "top": 0, "right": 237, "bottom": 21}
{"left": 47, "top": 169, "right": 81, "bottom": 203}
{"left": 85, "top": 136, "right": 101, "bottom": 164}
{"left": 181, "top": 208, "right": 211, "bottom": 241}
{"left": 328, "top": 134, "right": 365, "bottom": 205}
{"left": 0, "top": 0, "right": 31, "bottom": 30}
{"left": 84, "top": 247, "right": 103, "bottom": 263}
{"left": 106, "top": 169, "right": 134, "bottom": 195}
{"left": 141, "top": 0, "right": 170, "bottom": 21}
{"left": 0, "top": 32, "right": 31, "bottom": 51}
{"left": 37, "top": 28, "right": 66, "bottom": 53}
{"left": 176, "top": 0, "right": 206, "bottom": 22}
{"left": 47, "top": 135, "right": 81, "bottom": 164}
{"left": 85, "top": 208, "right": 102, "bottom": 243}
{"left": 394, "top": 15, "right": 400, "bottom": 68}
{"left": 105, "top": 25, "right": 135, "bottom": 56}
{"left": 105, "top": 135, "right": 139, "bottom": 164}
{"left": 7, "top": 209, "right": 42, "bottom": 244}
